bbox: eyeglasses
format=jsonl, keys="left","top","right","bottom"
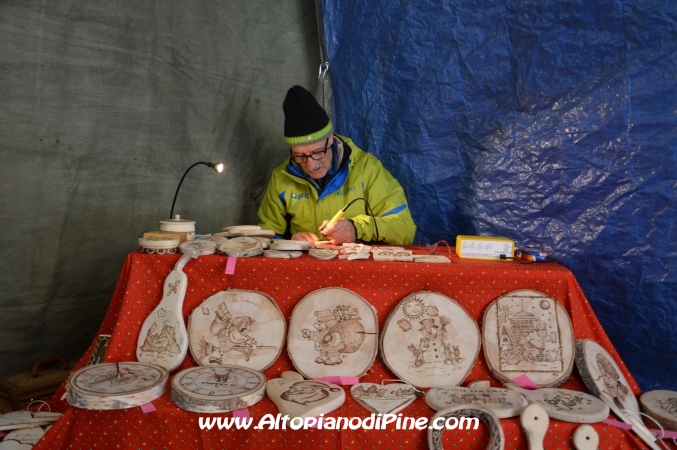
{"left": 290, "top": 138, "right": 330, "bottom": 164}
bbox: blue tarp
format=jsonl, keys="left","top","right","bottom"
{"left": 322, "top": 0, "right": 677, "bottom": 390}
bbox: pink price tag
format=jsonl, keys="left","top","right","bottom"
{"left": 232, "top": 408, "right": 250, "bottom": 425}
{"left": 140, "top": 403, "right": 157, "bottom": 414}
{"left": 512, "top": 374, "right": 540, "bottom": 390}
{"left": 650, "top": 428, "right": 677, "bottom": 439}
{"left": 603, "top": 418, "right": 633, "bottom": 430}
{"left": 314, "top": 376, "right": 359, "bottom": 386}
{"left": 225, "top": 257, "right": 237, "bottom": 275}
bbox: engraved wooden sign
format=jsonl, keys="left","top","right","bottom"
{"left": 575, "top": 339, "right": 661, "bottom": 450}
{"left": 187, "top": 290, "right": 285, "bottom": 372}
{"left": 428, "top": 405, "right": 505, "bottom": 450}
{"left": 426, "top": 385, "right": 528, "bottom": 418}
{"left": 503, "top": 383, "right": 609, "bottom": 423}
{"left": 266, "top": 371, "right": 345, "bottom": 419}
{"left": 136, "top": 254, "right": 196, "bottom": 371}
{"left": 640, "top": 390, "right": 677, "bottom": 431}
{"left": 0, "top": 426, "right": 45, "bottom": 449}
{"left": 351, "top": 382, "right": 418, "bottom": 414}
{"left": 482, "top": 290, "right": 574, "bottom": 387}
{"left": 380, "top": 291, "right": 480, "bottom": 388}
{"left": 287, "top": 288, "right": 378, "bottom": 379}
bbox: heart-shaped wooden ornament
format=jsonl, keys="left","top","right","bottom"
{"left": 351, "top": 382, "right": 418, "bottom": 414}
{"left": 266, "top": 371, "right": 345, "bottom": 419}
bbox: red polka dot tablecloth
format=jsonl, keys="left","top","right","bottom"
{"left": 34, "top": 248, "right": 655, "bottom": 450}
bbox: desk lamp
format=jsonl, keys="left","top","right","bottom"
{"left": 169, "top": 161, "right": 224, "bottom": 219}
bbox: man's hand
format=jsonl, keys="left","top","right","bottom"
{"left": 291, "top": 232, "right": 320, "bottom": 243}
{"left": 319, "top": 218, "right": 356, "bottom": 244}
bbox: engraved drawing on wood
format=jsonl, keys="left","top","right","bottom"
{"left": 496, "top": 297, "right": 562, "bottom": 373}
{"left": 301, "top": 305, "right": 364, "bottom": 366}
{"left": 380, "top": 291, "right": 480, "bottom": 388}
{"left": 287, "top": 287, "right": 378, "bottom": 379}
{"left": 139, "top": 309, "right": 182, "bottom": 355}
{"left": 188, "top": 290, "right": 285, "bottom": 372}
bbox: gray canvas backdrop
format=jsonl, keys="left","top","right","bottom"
{"left": 0, "top": 0, "right": 321, "bottom": 375}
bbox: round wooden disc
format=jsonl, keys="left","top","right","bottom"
{"left": 269, "top": 240, "right": 311, "bottom": 251}
{"left": 179, "top": 240, "right": 216, "bottom": 255}
{"left": 309, "top": 248, "right": 338, "bottom": 260}
{"left": 263, "top": 250, "right": 302, "bottom": 259}
{"left": 287, "top": 287, "right": 378, "bottom": 379}
{"left": 640, "top": 390, "right": 677, "bottom": 432}
{"left": 217, "top": 237, "right": 263, "bottom": 257}
{"left": 188, "top": 290, "right": 285, "bottom": 371}
{"left": 380, "top": 291, "right": 480, "bottom": 388}
{"left": 67, "top": 362, "right": 168, "bottom": 410}
{"left": 575, "top": 339, "right": 639, "bottom": 416}
{"left": 170, "top": 365, "right": 266, "bottom": 413}
{"left": 482, "top": 290, "right": 574, "bottom": 387}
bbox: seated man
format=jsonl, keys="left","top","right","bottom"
{"left": 258, "top": 85, "right": 416, "bottom": 245}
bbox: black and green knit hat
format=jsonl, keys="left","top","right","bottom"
{"left": 283, "top": 85, "right": 333, "bottom": 146}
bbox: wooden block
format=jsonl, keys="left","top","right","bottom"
{"left": 144, "top": 230, "right": 191, "bottom": 244}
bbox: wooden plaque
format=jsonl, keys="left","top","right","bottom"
{"left": 266, "top": 372, "right": 345, "bottom": 419}
{"left": 217, "top": 237, "right": 263, "bottom": 257}
{"left": 136, "top": 254, "right": 195, "bottom": 371}
{"left": 0, "top": 426, "right": 45, "bottom": 448}
{"left": 170, "top": 365, "right": 266, "bottom": 413}
{"left": 269, "top": 240, "right": 311, "bottom": 251}
{"left": 188, "top": 290, "right": 285, "bottom": 372}
{"left": 287, "top": 288, "right": 378, "bottom": 379}
{"left": 482, "top": 290, "right": 574, "bottom": 387}
{"left": 263, "top": 250, "right": 302, "bottom": 259}
{"left": 640, "top": 390, "right": 677, "bottom": 431}
{"left": 503, "top": 383, "right": 609, "bottom": 423}
{"left": 575, "top": 339, "right": 661, "bottom": 449}
{"left": 351, "top": 382, "right": 418, "bottom": 414}
{"left": 428, "top": 405, "right": 505, "bottom": 450}
{"left": 67, "top": 362, "right": 168, "bottom": 410}
{"left": 574, "top": 339, "right": 638, "bottom": 415}
{"left": 426, "top": 385, "right": 528, "bottom": 418}
{"left": 380, "top": 291, "right": 480, "bottom": 388}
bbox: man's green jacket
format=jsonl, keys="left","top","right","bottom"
{"left": 257, "top": 135, "right": 416, "bottom": 244}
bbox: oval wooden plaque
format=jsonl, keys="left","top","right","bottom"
{"left": 482, "top": 290, "right": 574, "bottom": 387}
{"left": 188, "top": 290, "right": 285, "bottom": 371}
{"left": 640, "top": 390, "right": 677, "bottom": 432}
{"left": 426, "top": 385, "right": 528, "bottom": 418}
{"left": 287, "top": 287, "right": 378, "bottom": 379}
{"left": 380, "top": 291, "right": 480, "bottom": 388}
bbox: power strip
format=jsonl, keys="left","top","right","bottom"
{"left": 455, "top": 235, "right": 515, "bottom": 261}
